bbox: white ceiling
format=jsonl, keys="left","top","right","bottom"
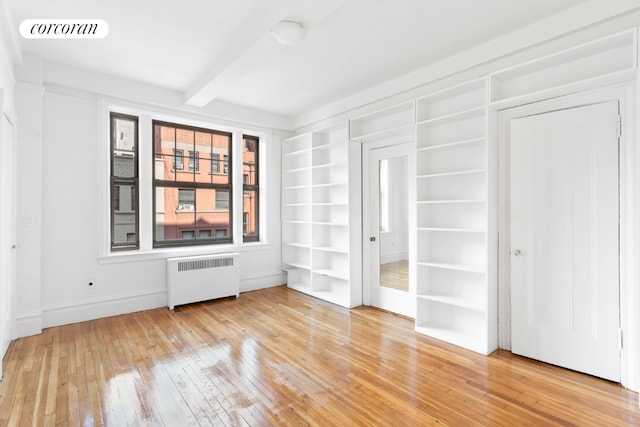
{"left": 8, "top": 0, "right": 593, "bottom": 117}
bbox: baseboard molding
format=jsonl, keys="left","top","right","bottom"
{"left": 42, "top": 290, "right": 168, "bottom": 329}
{"left": 16, "top": 273, "right": 286, "bottom": 334}
{"left": 16, "top": 311, "right": 43, "bottom": 338}
{"left": 240, "top": 272, "right": 286, "bottom": 293}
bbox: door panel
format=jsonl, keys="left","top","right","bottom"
{"left": 510, "top": 101, "right": 620, "bottom": 382}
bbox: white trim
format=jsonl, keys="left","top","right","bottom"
{"left": 239, "top": 272, "right": 287, "bottom": 293}
{"left": 98, "top": 242, "right": 275, "bottom": 265}
{"left": 15, "top": 311, "right": 42, "bottom": 338}
{"left": 31, "top": 273, "right": 285, "bottom": 330}
{"left": 42, "top": 290, "right": 167, "bottom": 329}
{"left": 497, "top": 84, "right": 639, "bottom": 392}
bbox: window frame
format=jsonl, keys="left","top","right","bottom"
{"left": 242, "top": 134, "right": 259, "bottom": 242}
{"left": 152, "top": 120, "right": 233, "bottom": 248}
{"left": 110, "top": 112, "right": 140, "bottom": 251}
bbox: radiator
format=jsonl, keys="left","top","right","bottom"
{"left": 167, "top": 253, "right": 240, "bottom": 309}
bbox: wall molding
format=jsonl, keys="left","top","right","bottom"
{"left": 15, "top": 273, "right": 286, "bottom": 336}
{"left": 42, "top": 290, "right": 168, "bottom": 329}
{"left": 240, "top": 272, "right": 286, "bottom": 293}
{"left": 15, "top": 311, "right": 42, "bottom": 338}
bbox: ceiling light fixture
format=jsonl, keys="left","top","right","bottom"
{"left": 270, "top": 20, "right": 306, "bottom": 46}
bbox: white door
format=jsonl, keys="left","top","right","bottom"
{"left": 0, "top": 113, "right": 16, "bottom": 379}
{"left": 510, "top": 101, "right": 620, "bottom": 382}
{"left": 366, "top": 143, "right": 413, "bottom": 318}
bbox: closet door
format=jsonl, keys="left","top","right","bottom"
{"left": 510, "top": 101, "right": 620, "bottom": 382}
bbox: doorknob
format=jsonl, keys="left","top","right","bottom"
{"left": 370, "top": 236, "right": 376, "bottom": 242}
{"left": 513, "top": 249, "right": 522, "bottom": 257}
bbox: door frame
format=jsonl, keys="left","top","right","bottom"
{"left": 0, "top": 93, "right": 17, "bottom": 380}
{"left": 497, "top": 84, "right": 638, "bottom": 390}
{"left": 362, "top": 134, "right": 416, "bottom": 310}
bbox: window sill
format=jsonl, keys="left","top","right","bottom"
{"left": 98, "top": 241, "right": 272, "bottom": 265}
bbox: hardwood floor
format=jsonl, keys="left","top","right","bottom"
{"left": 380, "top": 260, "right": 409, "bottom": 291}
{"left": 1, "top": 286, "right": 638, "bottom": 426}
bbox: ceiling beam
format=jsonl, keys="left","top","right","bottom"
{"left": 184, "top": 0, "right": 348, "bottom": 107}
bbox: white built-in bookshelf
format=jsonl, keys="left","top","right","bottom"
{"left": 282, "top": 125, "right": 361, "bottom": 308}
{"left": 282, "top": 28, "right": 637, "bottom": 356}
{"left": 415, "top": 77, "right": 497, "bottom": 355}
{"left": 349, "top": 100, "right": 415, "bottom": 143}
{"left": 489, "top": 29, "right": 636, "bottom": 109}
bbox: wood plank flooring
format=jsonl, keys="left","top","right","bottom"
{"left": 380, "top": 260, "right": 409, "bottom": 291}
{"left": 0, "top": 285, "right": 638, "bottom": 426}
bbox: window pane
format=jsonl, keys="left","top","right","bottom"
{"left": 155, "top": 186, "right": 196, "bottom": 242}
{"left": 215, "top": 189, "right": 230, "bottom": 210}
{"left": 197, "top": 188, "right": 230, "bottom": 240}
{"left": 155, "top": 125, "right": 175, "bottom": 157}
{"left": 111, "top": 113, "right": 138, "bottom": 250}
{"left": 114, "top": 185, "right": 120, "bottom": 211}
{"left": 195, "top": 131, "right": 211, "bottom": 184}
{"left": 212, "top": 133, "right": 230, "bottom": 185}
{"left": 154, "top": 153, "right": 176, "bottom": 182}
{"left": 114, "top": 152, "right": 135, "bottom": 178}
{"left": 113, "top": 117, "right": 136, "bottom": 178}
{"left": 243, "top": 190, "right": 258, "bottom": 239}
{"left": 113, "top": 182, "right": 137, "bottom": 245}
{"left": 243, "top": 136, "right": 257, "bottom": 185}
{"left": 152, "top": 121, "right": 232, "bottom": 247}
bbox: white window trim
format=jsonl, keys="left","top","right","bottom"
{"left": 98, "top": 97, "right": 270, "bottom": 264}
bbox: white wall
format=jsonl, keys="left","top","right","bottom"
{"left": 14, "top": 59, "right": 288, "bottom": 336}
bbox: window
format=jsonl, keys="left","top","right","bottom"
{"left": 178, "top": 189, "right": 195, "bottom": 211}
{"left": 153, "top": 121, "right": 232, "bottom": 247}
{"left": 211, "top": 153, "right": 220, "bottom": 173}
{"left": 114, "top": 185, "right": 120, "bottom": 211}
{"left": 181, "top": 230, "right": 195, "bottom": 239}
{"left": 188, "top": 150, "right": 199, "bottom": 171}
{"left": 173, "top": 149, "right": 184, "bottom": 170}
{"left": 215, "top": 190, "right": 229, "bottom": 210}
{"left": 243, "top": 135, "right": 259, "bottom": 241}
{"left": 110, "top": 113, "right": 139, "bottom": 250}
